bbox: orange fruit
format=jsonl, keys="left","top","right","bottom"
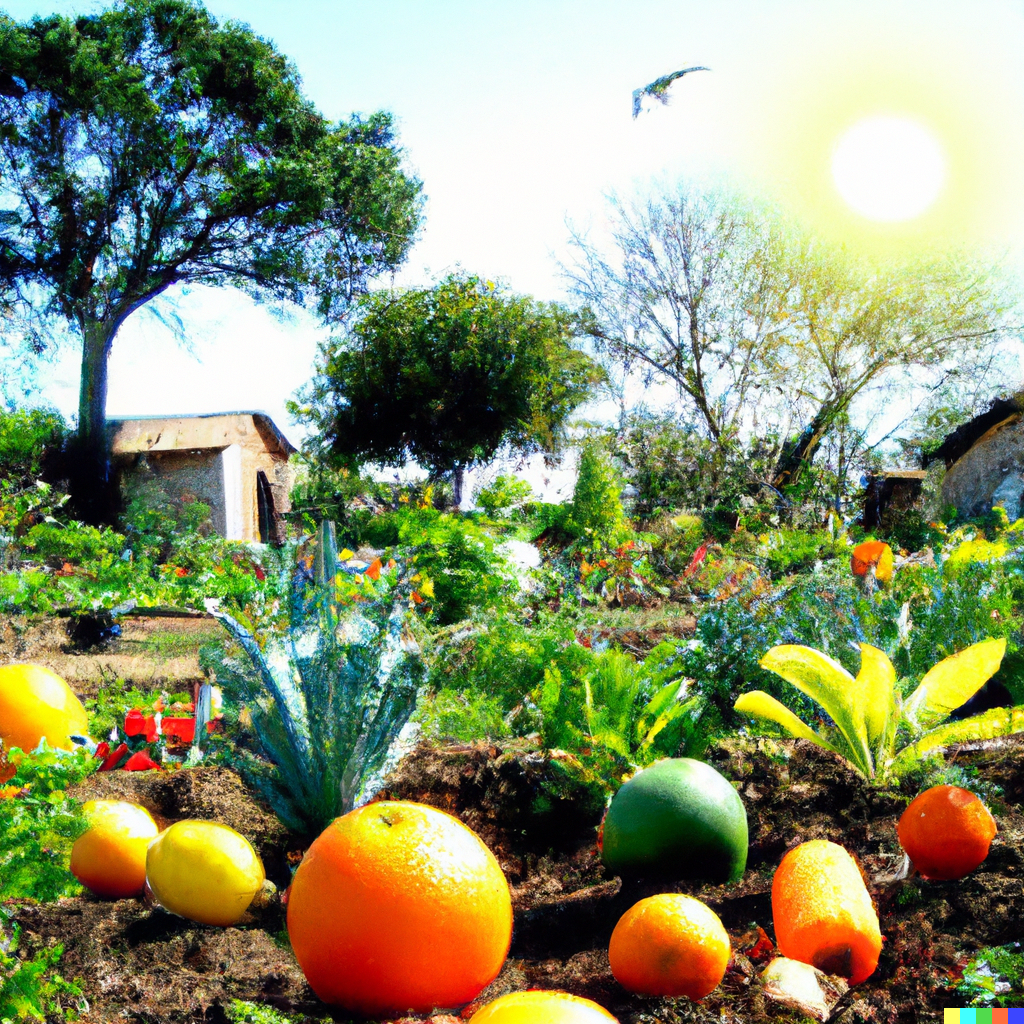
{"left": 772, "top": 840, "right": 881, "bottom": 985}
{"left": 0, "top": 663, "right": 90, "bottom": 753}
{"left": 469, "top": 990, "right": 619, "bottom": 1023}
{"left": 608, "top": 893, "right": 730, "bottom": 1000}
{"left": 897, "top": 785, "right": 997, "bottom": 880}
{"left": 70, "top": 799, "right": 159, "bottom": 899}
{"left": 851, "top": 540, "right": 893, "bottom": 583}
{"left": 286, "top": 800, "right": 513, "bottom": 1016}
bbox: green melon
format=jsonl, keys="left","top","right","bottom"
{"left": 601, "top": 758, "right": 748, "bottom": 883}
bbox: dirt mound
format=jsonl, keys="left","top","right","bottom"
{"left": 8, "top": 737, "right": 1024, "bottom": 1022}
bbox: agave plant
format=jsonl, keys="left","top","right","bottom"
{"left": 205, "top": 522, "right": 424, "bottom": 834}
{"left": 734, "top": 638, "right": 1024, "bottom": 781}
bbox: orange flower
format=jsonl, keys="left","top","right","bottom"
{"left": 411, "top": 591, "right": 424, "bottom": 604}
{"left": 366, "top": 559, "right": 382, "bottom": 581}
{"left": 175, "top": 566, "right": 189, "bottom": 577}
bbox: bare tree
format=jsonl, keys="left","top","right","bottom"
{"left": 564, "top": 187, "right": 797, "bottom": 449}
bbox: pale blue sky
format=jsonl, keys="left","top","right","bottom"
{"left": 5, "top": 0, "right": 1024, "bottom": 463}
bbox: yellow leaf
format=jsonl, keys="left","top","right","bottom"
{"left": 734, "top": 690, "right": 832, "bottom": 749}
{"left": 339, "top": 548, "right": 354, "bottom": 561}
{"left": 759, "top": 644, "right": 873, "bottom": 777}
{"left": 857, "top": 643, "right": 896, "bottom": 751}
{"left": 902, "top": 638, "right": 1007, "bottom": 734}
{"left": 419, "top": 578, "right": 435, "bottom": 598}
{"left": 891, "top": 704, "right": 1024, "bottom": 775}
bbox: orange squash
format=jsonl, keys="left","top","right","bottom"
{"left": 772, "top": 840, "right": 881, "bottom": 985}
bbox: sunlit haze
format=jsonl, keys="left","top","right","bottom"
{"left": 4, "top": 0, "right": 1024, "bottom": 468}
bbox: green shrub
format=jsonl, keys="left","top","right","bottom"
{"left": 568, "top": 443, "right": 628, "bottom": 547}
{"left": 0, "top": 912, "right": 82, "bottom": 1024}
{"left": 474, "top": 474, "right": 535, "bottom": 518}
{"left": 396, "top": 506, "right": 512, "bottom": 625}
{"left": 0, "top": 407, "right": 68, "bottom": 488}
{"left": 759, "top": 527, "right": 845, "bottom": 577}
{"left": 22, "top": 521, "right": 125, "bottom": 565}
{"left": 0, "top": 746, "right": 93, "bottom": 902}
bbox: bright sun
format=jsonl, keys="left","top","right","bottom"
{"left": 830, "top": 116, "right": 947, "bottom": 222}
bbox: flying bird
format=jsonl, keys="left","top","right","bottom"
{"left": 632, "top": 66, "right": 710, "bottom": 119}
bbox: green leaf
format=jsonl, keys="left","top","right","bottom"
{"left": 902, "top": 638, "right": 1007, "bottom": 734}
{"left": 889, "top": 704, "right": 1024, "bottom": 777}
{"left": 759, "top": 644, "right": 873, "bottom": 776}
{"left": 734, "top": 690, "right": 839, "bottom": 753}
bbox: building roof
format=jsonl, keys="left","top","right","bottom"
{"left": 922, "top": 393, "right": 1023, "bottom": 470}
{"left": 108, "top": 411, "right": 296, "bottom": 458}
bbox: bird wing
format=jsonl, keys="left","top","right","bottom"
{"left": 632, "top": 66, "right": 711, "bottom": 118}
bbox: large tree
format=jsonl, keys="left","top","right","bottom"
{"left": 294, "top": 274, "right": 602, "bottom": 504}
{"left": 769, "top": 243, "right": 1010, "bottom": 488}
{"left": 567, "top": 185, "right": 1011, "bottom": 492}
{"left": 0, "top": 0, "right": 421, "bottom": 520}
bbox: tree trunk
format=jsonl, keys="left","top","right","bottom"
{"left": 771, "top": 397, "right": 846, "bottom": 490}
{"left": 452, "top": 465, "right": 464, "bottom": 509}
{"left": 70, "top": 319, "right": 118, "bottom": 524}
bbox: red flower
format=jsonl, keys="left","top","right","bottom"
{"left": 254, "top": 565, "right": 266, "bottom": 581}
{"left": 98, "top": 742, "right": 129, "bottom": 771}
{"left": 124, "top": 750, "right": 161, "bottom": 772}
{"left": 683, "top": 543, "right": 709, "bottom": 578}
{"left": 160, "top": 718, "right": 196, "bottom": 744}
{"left": 174, "top": 566, "right": 188, "bottom": 577}
{"left": 124, "top": 709, "right": 158, "bottom": 743}
{"left": 597, "top": 559, "right": 609, "bottom": 569}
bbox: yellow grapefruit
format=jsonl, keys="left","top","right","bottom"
{"left": 0, "top": 663, "right": 89, "bottom": 752}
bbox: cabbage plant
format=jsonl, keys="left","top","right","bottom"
{"left": 735, "top": 638, "right": 1024, "bottom": 780}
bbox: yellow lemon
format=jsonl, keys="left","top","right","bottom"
{"left": 0, "top": 663, "right": 90, "bottom": 752}
{"left": 146, "top": 820, "right": 264, "bottom": 926}
{"left": 70, "top": 799, "right": 159, "bottom": 899}
{"left": 469, "top": 991, "right": 619, "bottom": 1023}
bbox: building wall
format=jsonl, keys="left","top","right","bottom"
{"left": 111, "top": 414, "right": 295, "bottom": 543}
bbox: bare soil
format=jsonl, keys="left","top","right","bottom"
{"left": 0, "top": 613, "right": 221, "bottom": 698}
{"left": 7, "top": 735, "right": 1024, "bottom": 1023}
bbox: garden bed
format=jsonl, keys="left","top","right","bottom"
{"left": 7, "top": 737, "right": 1023, "bottom": 1023}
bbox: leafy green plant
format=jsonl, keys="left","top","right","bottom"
{"left": 0, "top": 407, "right": 68, "bottom": 488}
{"left": 734, "top": 638, "right": 1024, "bottom": 780}
{"left": 568, "top": 442, "right": 629, "bottom": 548}
{"left": 0, "top": 746, "right": 93, "bottom": 901}
{"left": 957, "top": 943, "right": 1024, "bottom": 1007}
{"left": 538, "top": 647, "right": 703, "bottom": 783}
{"left": 226, "top": 999, "right": 300, "bottom": 1024}
{"left": 396, "top": 505, "right": 511, "bottom": 624}
{"left": 579, "top": 539, "right": 667, "bottom": 607}
{"left": 203, "top": 523, "right": 425, "bottom": 834}
{"left": 0, "top": 912, "right": 82, "bottom": 1024}
{"left": 759, "top": 527, "right": 844, "bottom": 577}
{"left": 474, "top": 474, "right": 535, "bottom": 519}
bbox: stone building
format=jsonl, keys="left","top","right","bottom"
{"left": 108, "top": 412, "right": 296, "bottom": 544}
{"left": 923, "top": 393, "right": 1024, "bottom": 521}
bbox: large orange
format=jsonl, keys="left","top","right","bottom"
{"left": 772, "top": 840, "right": 882, "bottom": 985}
{"left": 70, "top": 799, "right": 159, "bottom": 899}
{"left": 286, "top": 800, "right": 513, "bottom": 1017}
{"left": 897, "top": 785, "right": 997, "bottom": 881}
{"left": 469, "top": 991, "right": 618, "bottom": 1023}
{"left": 608, "top": 893, "right": 730, "bottom": 1000}
{"left": 0, "top": 663, "right": 90, "bottom": 752}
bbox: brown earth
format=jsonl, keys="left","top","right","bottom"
{"left": 7, "top": 736, "right": 1024, "bottom": 1024}
{"left": 0, "top": 613, "right": 221, "bottom": 698}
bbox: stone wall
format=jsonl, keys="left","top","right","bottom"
{"left": 941, "top": 414, "right": 1024, "bottom": 521}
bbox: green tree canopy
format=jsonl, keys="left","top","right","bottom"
{"left": 0, "top": 0, "right": 422, "bottom": 520}
{"left": 294, "top": 274, "right": 602, "bottom": 503}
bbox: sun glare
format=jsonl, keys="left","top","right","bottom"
{"left": 830, "top": 116, "right": 947, "bottom": 223}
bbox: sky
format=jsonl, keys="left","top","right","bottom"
{"left": 6, "top": 0, "right": 1024, "bottom": 492}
